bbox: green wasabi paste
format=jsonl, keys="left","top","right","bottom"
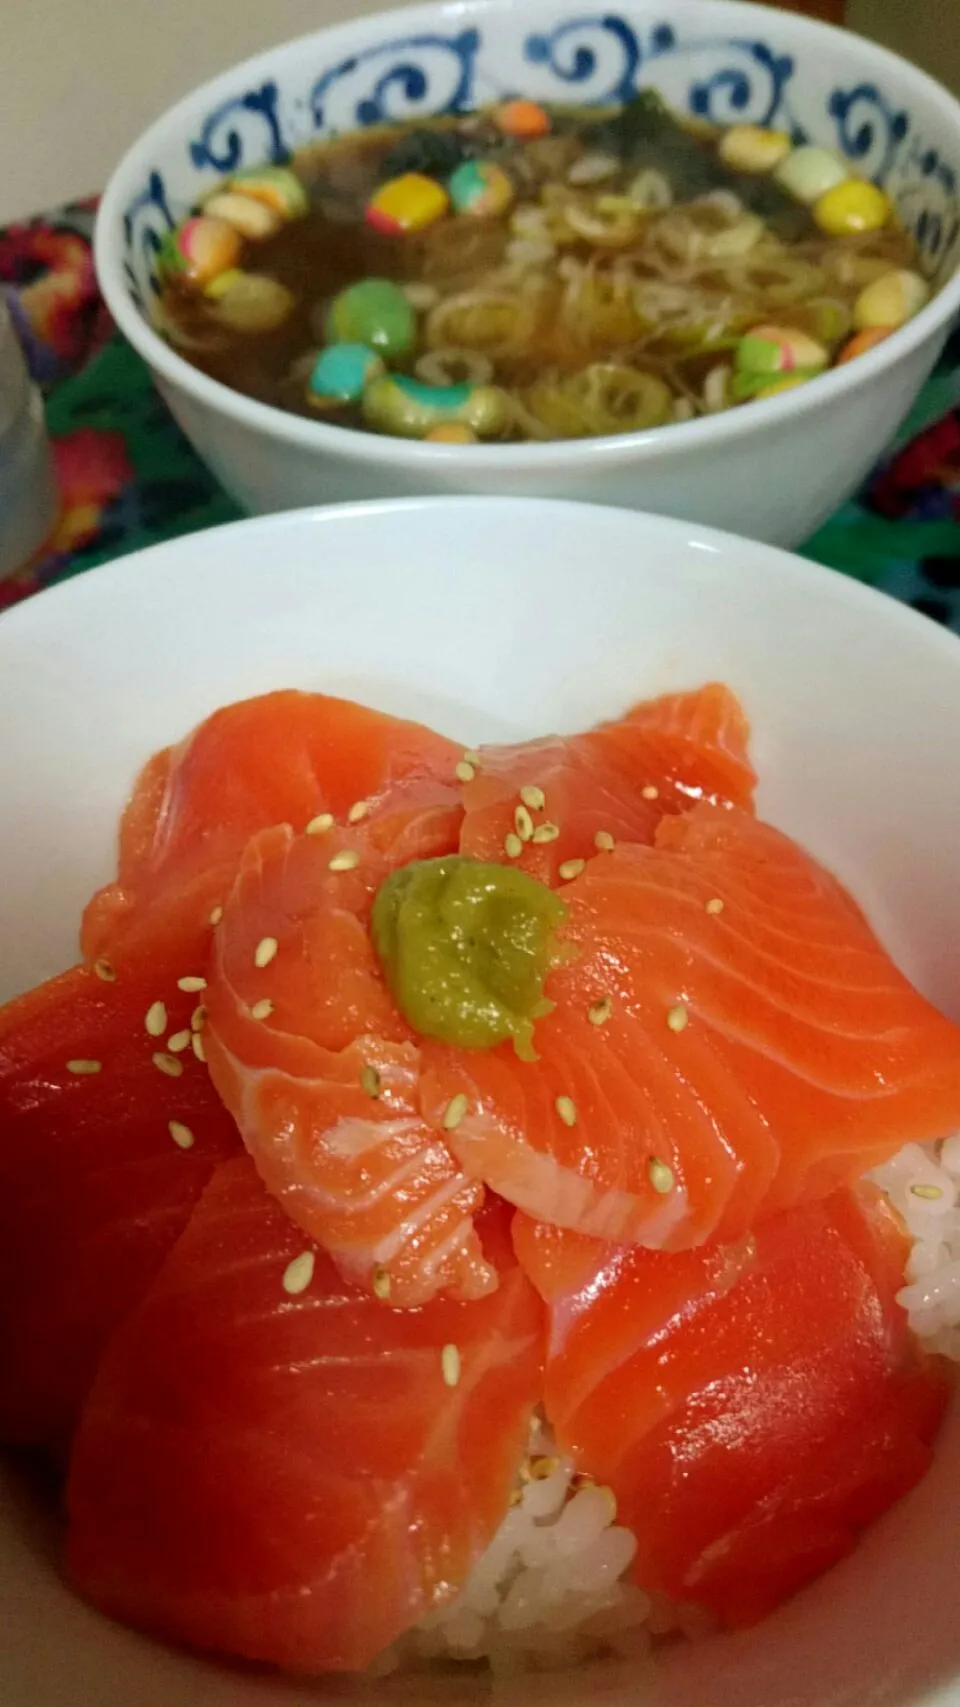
{"left": 371, "top": 855, "right": 568, "bottom": 1059}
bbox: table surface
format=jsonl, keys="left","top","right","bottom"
{"left": 3, "top": 195, "right": 960, "bottom": 631}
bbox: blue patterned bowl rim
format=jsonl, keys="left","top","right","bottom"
{"left": 95, "top": 0, "right": 960, "bottom": 464}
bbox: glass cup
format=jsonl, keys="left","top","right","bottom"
{"left": 0, "top": 294, "right": 58, "bottom": 582}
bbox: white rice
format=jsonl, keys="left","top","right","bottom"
{"left": 869, "top": 1134, "right": 960, "bottom": 1357}
{"left": 380, "top": 1416, "right": 662, "bottom": 1676}
{"left": 381, "top": 1136, "right": 960, "bottom": 1675}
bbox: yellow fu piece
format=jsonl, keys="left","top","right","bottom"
{"left": 203, "top": 190, "right": 280, "bottom": 241}
{"left": 813, "top": 179, "right": 892, "bottom": 237}
{"left": 366, "top": 172, "right": 449, "bottom": 235}
{"left": 853, "top": 268, "right": 929, "bottom": 331}
{"left": 718, "top": 124, "right": 791, "bottom": 174}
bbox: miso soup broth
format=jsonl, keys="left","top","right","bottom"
{"left": 157, "top": 94, "right": 932, "bottom": 444}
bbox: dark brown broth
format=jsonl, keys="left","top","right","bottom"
{"left": 160, "top": 103, "right": 925, "bottom": 439}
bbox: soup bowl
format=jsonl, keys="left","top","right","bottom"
{"left": 94, "top": 0, "right": 960, "bottom": 546}
{"left": 2, "top": 497, "right": 960, "bottom": 1706}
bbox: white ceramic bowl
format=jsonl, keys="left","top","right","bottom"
{"left": 94, "top": 0, "right": 960, "bottom": 548}
{"left": 2, "top": 496, "right": 960, "bottom": 1707}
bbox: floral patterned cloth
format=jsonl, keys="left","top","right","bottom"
{"left": 2, "top": 195, "right": 960, "bottom": 625}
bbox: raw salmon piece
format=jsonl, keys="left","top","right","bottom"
{"left": 423, "top": 805, "right": 960, "bottom": 1250}
{"left": 460, "top": 683, "right": 756, "bottom": 884}
{"left": 459, "top": 737, "right": 662, "bottom": 886}
{"left": 0, "top": 886, "right": 240, "bottom": 1450}
{"left": 82, "top": 691, "right": 464, "bottom": 958}
{"left": 585, "top": 682, "right": 757, "bottom": 815}
{"left": 514, "top": 1187, "right": 948, "bottom": 1626}
{"left": 204, "top": 823, "right": 495, "bottom": 1308}
{"left": 67, "top": 1157, "right": 544, "bottom": 1674}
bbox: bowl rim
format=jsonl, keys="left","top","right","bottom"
{"left": 6, "top": 492, "right": 960, "bottom": 656}
{"left": 94, "top": 0, "right": 960, "bottom": 471}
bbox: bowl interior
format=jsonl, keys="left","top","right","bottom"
{"left": 1, "top": 496, "right": 960, "bottom": 1707}
{"left": 109, "top": 0, "right": 960, "bottom": 337}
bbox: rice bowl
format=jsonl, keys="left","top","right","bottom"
{"left": 3, "top": 497, "right": 960, "bottom": 1707}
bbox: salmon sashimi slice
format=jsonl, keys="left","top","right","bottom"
{"left": 459, "top": 738, "right": 661, "bottom": 886}
{"left": 204, "top": 822, "right": 495, "bottom": 1308}
{"left": 67, "top": 1156, "right": 544, "bottom": 1674}
{"left": 585, "top": 682, "right": 757, "bottom": 815}
{"left": 422, "top": 805, "right": 960, "bottom": 1250}
{"left": 82, "top": 690, "right": 464, "bottom": 958}
{"left": 459, "top": 683, "right": 756, "bottom": 885}
{"left": 513, "top": 1187, "right": 948, "bottom": 1626}
{"left": 0, "top": 886, "right": 241, "bottom": 1450}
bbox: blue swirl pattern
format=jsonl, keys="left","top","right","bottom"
{"left": 893, "top": 135, "right": 960, "bottom": 274}
{"left": 524, "top": 15, "right": 641, "bottom": 105}
{"left": 687, "top": 42, "right": 795, "bottom": 129}
{"left": 189, "top": 83, "right": 287, "bottom": 173}
{"left": 122, "top": 171, "right": 176, "bottom": 309}
{"left": 311, "top": 30, "right": 479, "bottom": 132}
{"left": 120, "top": 8, "right": 960, "bottom": 308}
{"left": 828, "top": 83, "right": 909, "bottom": 183}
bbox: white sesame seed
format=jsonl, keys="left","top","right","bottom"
{"left": 191, "top": 1005, "right": 206, "bottom": 1032}
{"left": 641, "top": 785, "right": 659, "bottom": 800}
{"left": 192, "top": 1033, "right": 207, "bottom": 1063}
{"left": 251, "top": 998, "right": 274, "bottom": 1021}
{"left": 504, "top": 832, "right": 524, "bottom": 859}
{"left": 167, "top": 1030, "right": 192, "bottom": 1053}
{"left": 462, "top": 750, "right": 481, "bottom": 767}
{"left": 177, "top": 975, "right": 207, "bottom": 993}
{"left": 442, "top": 1343, "right": 461, "bottom": 1388}
{"left": 282, "top": 1251, "right": 315, "bottom": 1295}
{"left": 152, "top": 1051, "right": 183, "bottom": 1079}
{"left": 520, "top": 784, "right": 545, "bottom": 811}
{"left": 168, "top": 1120, "right": 195, "bottom": 1150}
{"left": 66, "top": 1058, "right": 101, "bottom": 1076}
{"left": 209, "top": 905, "right": 224, "bottom": 926}
{"left": 666, "top": 1004, "right": 688, "bottom": 1033}
{"left": 649, "top": 1156, "right": 675, "bottom": 1194}
{"left": 329, "top": 849, "right": 361, "bottom": 873}
{"left": 361, "top": 1065, "right": 381, "bottom": 1098}
{"left": 443, "top": 1093, "right": 469, "bottom": 1131}
{"left": 514, "top": 803, "right": 534, "bottom": 842}
{"left": 306, "top": 812, "right": 334, "bottom": 836}
{"left": 594, "top": 830, "right": 615, "bottom": 851}
{"left": 705, "top": 897, "right": 725, "bottom": 915}
{"left": 531, "top": 821, "right": 560, "bottom": 844}
{"left": 588, "top": 996, "right": 612, "bottom": 1027}
{"left": 910, "top": 1183, "right": 944, "bottom": 1200}
{"left": 372, "top": 1265, "right": 392, "bottom": 1299}
{"left": 93, "top": 958, "right": 116, "bottom": 983}
{"left": 145, "top": 1001, "right": 168, "bottom": 1038}
{"left": 254, "top": 936, "right": 278, "bottom": 969}
{"left": 347, "top": 799, "right": 370, "bottom": 824}
{"left": 555, "top": 1095, "right": 577, "bottom": 1127}
{"left": 455, "top": 759, "right": 476, "bottom": 783}
{"left": 559, "top": 857, "right": 586, "bottom": 881}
